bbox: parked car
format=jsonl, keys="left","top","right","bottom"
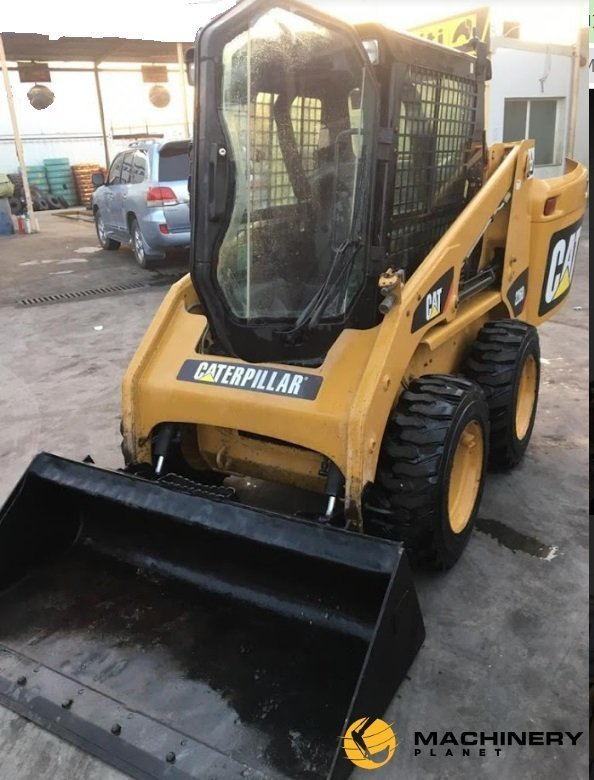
{"left": 91, "top": 139, "right": 191, "bottom": 268}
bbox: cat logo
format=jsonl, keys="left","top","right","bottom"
{"left": 412, "top": 268, "right": 454, "bottom": 332}
{"left": 539, "top": 219, "right": 582, "bottom": 315}
{"left": 425, "top": 288, "right": 443, "bottom": 321}
{"left": 545, "top": 234, "right": 579, "bottom": 302}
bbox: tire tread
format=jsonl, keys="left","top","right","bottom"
{"left": 464, "top": 320, "right": 540, "bottom": 469}
{"left": 365, "top": 374, "right": 488, "bottom": 570}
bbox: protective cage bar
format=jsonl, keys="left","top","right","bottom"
{"left": 388, "top": 63, "right": 479, "bottom": 276}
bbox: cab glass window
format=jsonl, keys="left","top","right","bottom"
{"left": 216, "top": 7, "right": 376, "bottom": 321}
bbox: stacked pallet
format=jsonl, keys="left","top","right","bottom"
{"left": 23, "top": 165, "right": 49, "bottom": 192}
{"left": 72, "top": 163, "right": 106, "bottom": 208}
{"left": 44, "top": 158, "right": 78, "bottom": 206}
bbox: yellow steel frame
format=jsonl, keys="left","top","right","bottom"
{"left": 121, "top": 141, "right": 587, "bottom": 527}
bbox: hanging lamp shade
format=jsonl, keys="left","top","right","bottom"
{"left": 27, "top": 84, "right": 54, "bottom": 110}
{"left": 148, "top": 84, "right": 170, "bottom": 107}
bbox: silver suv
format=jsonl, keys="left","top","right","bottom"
{"left": 92, "top": 139, "right": 191, "bottom": 268}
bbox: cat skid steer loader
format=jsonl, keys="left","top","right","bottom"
{"left": 0, "top": 1, "right": 587, "bottom": 779}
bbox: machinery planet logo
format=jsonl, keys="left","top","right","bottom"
{"left": 341, "top": 718, "right": 397, "bottom": 769}
{"left": 413, "top": 729, "right": 583, "bottom": 758}
{"left": 177, "top": 359, "right": 323, "bottom": 400}
{"left": 539, "top": 218, "right": 582, "bottom": 315}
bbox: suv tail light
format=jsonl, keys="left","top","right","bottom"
{"left": 146, "top": 186, "right": 178, "bottom": 207}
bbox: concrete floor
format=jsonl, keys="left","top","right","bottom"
{"left": 0, "top": 211, "right": 589, "bottom": 779}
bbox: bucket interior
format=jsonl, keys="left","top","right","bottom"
{"left": 0, "top": 455, "right": 424, "bottom": 780}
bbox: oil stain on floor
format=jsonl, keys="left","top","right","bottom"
{"left": 476, "top": 517, "right": 558, "bottom": 560}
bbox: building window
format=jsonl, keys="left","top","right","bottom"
{"left": 503, "top": 98, "right": 560, "bottom": 166}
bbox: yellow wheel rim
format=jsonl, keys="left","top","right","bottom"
{"left": 515, "top": 354, "right": 537, "bottom": 441}
{"left": 448, "top": 420, "right": 485, "bottom": 534}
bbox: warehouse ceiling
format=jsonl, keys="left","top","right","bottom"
{"left": 1, "top": 33, "right": 194, "bottom": 64}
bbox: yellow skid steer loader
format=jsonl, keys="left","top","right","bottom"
{"left": 0, "top": 1, "right": 587, "bottom": 778}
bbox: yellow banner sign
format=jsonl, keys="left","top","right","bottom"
{"left": 408, "top": 7, "right": 490, "bottom": 49}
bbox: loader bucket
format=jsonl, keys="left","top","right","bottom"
{"left": 0, "top": 453, "right": 424, "bottom": 780}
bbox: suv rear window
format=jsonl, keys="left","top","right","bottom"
{"left": 158, "top": 142, "right": 190, "bottom": 182}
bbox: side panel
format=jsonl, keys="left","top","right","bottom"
{"left": 522, "top": 158, "right": 588, "bottom": 326}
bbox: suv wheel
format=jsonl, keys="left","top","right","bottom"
{"left": 130, "top": 218, "right": 165, "bottom": 269}
{"left": 95, "top": 210, "right": 120, "bottom": 250}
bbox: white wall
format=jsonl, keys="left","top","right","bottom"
{"left": 488, "top": 40, "right": 588, "bottom": 179}
{"left": 0, "top": 65, "right": 193, "bottom": 175}
{"left": 1, "top": 38, "right": 588, "bottom": 184}
{"left": 573, "top": 55, "right": 589, "bottom": 168}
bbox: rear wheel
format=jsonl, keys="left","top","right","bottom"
{"left": 464, "top": 320, "right": 540, "bottom": 469}
{"left": 95, "top": 210, "right": 120, "bottom": 250}
{"left": 130, "top": 217, "right": 163, "bottom": 268}
{"left": 364, "top": 375, "right": 489, "bottom": 570}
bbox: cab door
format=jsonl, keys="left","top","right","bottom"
{"left": 189, "top": 0, "right": 380, "bottom": 363}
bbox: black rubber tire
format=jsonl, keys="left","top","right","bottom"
{"left": 130, "top": 218, "right": 148, "bottom": 268}
{"left": 130, "top": 217, "right": 165, "bottom": 268}
{"left": 364, "top": 375, "right": 489, "bottom": 570}
{"left": 47, "top": 194, "right": 62, "bottom": 209}
{"left": 94, "top": 209, "right": 120, "bottom": 250}
{"left": 464, "top": 320, "right": 540, "bottom": 470}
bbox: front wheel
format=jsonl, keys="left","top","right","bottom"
{"left": 95, "top": 210, "right": 120, "bottom": 250}
{"left": 364, "top": 375, "right": 489, "bottom": 570}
